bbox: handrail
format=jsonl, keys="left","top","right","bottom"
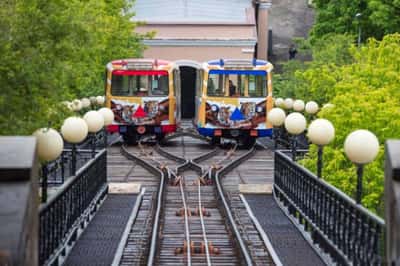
{"left": 276, "top": 151, "right": 384, "bottom": 223}
{"left": 39, "top": 149, "right": 108, "bottom": 265}
{"left": 274, "top": 150, "right": 385, "bottom": 265}
{"left": 39, "top": 150, "right": 106, "bottom": 211}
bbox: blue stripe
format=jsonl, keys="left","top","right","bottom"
{"left": 208, "top": 59, "right": 270, "bottom": 66}
{"left": 209, "top": 70, "right": 267, "bottom": 75}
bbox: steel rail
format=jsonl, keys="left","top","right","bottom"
{"left": 163, "top": 130, "right": 210, "bottom": 143}
{"left": 111, "top": 188, "right": 146, "bottom": 266}
{"left": 199, "top": 143, "right": 238, "bottom": 180}
{"left": 239, "top": 194, "right": 283, "bottom": 266}
{"left": 179, "top": 177, "right": 192, "bottom": 266}
{"left": 120, "top": 144, "right": 166, "bottom": 266}
{"left": 213, "top": 145, "right": 257, "bottom": 266}
{"left": 198, "top": 180, "right": 212, "bottom": 266}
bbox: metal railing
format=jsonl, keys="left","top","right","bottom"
{"left": 41, "top": 130, "right": 107, "bottom": 186}
{"left": 39, "top": 149, "right": 108, "bottom": 265}
{"left": 274, "top": 151, "right": 385, "bottom": 265}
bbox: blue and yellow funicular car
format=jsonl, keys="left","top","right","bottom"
{"left": 195, "top": 59, "right": 274, "bottom": 146}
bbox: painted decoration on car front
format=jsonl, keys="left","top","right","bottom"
{"left": 205, "top": 98, "right": 266, "bottom": 129}
{"left": 110, "top": 97, "right": 170, "bottom": 125}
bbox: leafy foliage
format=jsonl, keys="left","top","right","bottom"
{"left": 311, "top": 0, "right": 400, "bottom": 41}
{"left": 277, "top": 34, "right": 400, "bottom": 215}
{"left": 0, "top": 0, "right": 150, "bottom": 135}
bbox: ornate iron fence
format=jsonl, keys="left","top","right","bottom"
{"left": 273, "top": 127, "right": 309, "bottom": 150}
{"left": 274, "top": 151, "right": 385, "bottom": 265}
{"left": 41, "top": 130, "right": 107, "bottom": 186}
{"left": 39, "top": 149, "right": 108, "bottom": 265}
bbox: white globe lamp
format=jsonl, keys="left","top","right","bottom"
{"left": 61, "top": 117, "right": 88, "bottom": 144}
{"left": 81, "top": 98, "right": 91, "bottom": 108}
{"left": 33, "top": 128, "right": 64, "bottom": 162}
{"left": 98, "top": 108, "right": 115, "bottom": 126}
{"left": 72, "top": 99, "right": 82, "bottom": 112}
{"left": 90, "top": 96, "right": 97, "bottom": 105}
{"left": 293, "top": 100, "right": 305, "bottom": 112}
{"left": 84, "top": 111, "right": 105, "bottom": 157}
{"left": 322, "top": 103, "right": 335, "bottom": 110}
{"left": 33, "top": 127, "right": 64, "bottom": 202}
{"left": 275, "top": 98, "right": 284, "bottom": 108}
{"left": 268, "top": 108, "right": 286, "bottom": 127}
{"left": 284, "top": 98, "right": 294, "bottom": 110}
{"left": 308, "top": 119, "right": 335, "bottom": 178}
{"left": 61, "top": 117, "right": 88, "bottom": 175}
{"left": 284, "top": 112, "right": 307, "bottom": 161}
{"left": 285, "top": 112, "right": 306, "bottom": 135}
{"left": 268, "top": 108, "right": 286, "bottom": 149}
{"left": 305, "top": 101, "right": 319, "bottom": 115}
{"left": 83, "top": 111, "right": 104, "bottom": 133}
{"left": 96, "top": 96, "right": 105, "bottom": 105}
{"left": 344, "top": 129, "right": 379, "bottom": 204}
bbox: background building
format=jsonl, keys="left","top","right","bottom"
{"left": 133, "top": 0, "right": 272, "bottom": 62}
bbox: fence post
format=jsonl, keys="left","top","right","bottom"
{"left": 0, "top": 137, "right": 39, "bottom": 266}
{"left": 385, "top": 140, "right": 400, "bottom": 265}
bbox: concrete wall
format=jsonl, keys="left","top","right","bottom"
{"left": 142, "top": 45, "right": 254, "bottom": 61}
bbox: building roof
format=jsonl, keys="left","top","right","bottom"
{"left": 132, "top": 0, "right": 254, "bottom": 24}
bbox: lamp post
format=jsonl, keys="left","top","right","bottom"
{"left": 61, "top": 117, "right": 88, "bottom": 175}
{"left": 81, "top": 98, "right": 91, "bottom": 109}
{"left": 33, "top": 128, "right": 64, "bottom": 203}
{"left": 284, "top": 98, "right": 294, "bottom": 110}
{"left": 84, "top": 111, "right": 105, "bottom": 157}
{"left": 293, "top": 99, "right": 305, "bottom": 112}
{"left": 274, "top": 97, "right": 284, "bottom": 108}
{"left": 305, "top": 101, "right": 319, "bottom": 115}
{"left": 355, "top": 13, "right": 362, "bottom": 47}
{"left": 72, "top": 99, "right": 82, "bottom": 112}
{"left": 284, "top": 112, "right": 307, "bottom": 161}
{"left": 267, "top": 108, "right": 286, "bottom": 149}
{"left": 307, "top": 119, "right": 335, "bottom": 178}
{"left": 96, "top": 95, "right": 105, "bottom": 106}
{"left": 344, "top": 129, "right": 379, "bottom": 204}
{"left": 98, "top": 107, "right": 115, "bottom": 148}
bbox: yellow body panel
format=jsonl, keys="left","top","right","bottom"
{"left": 206, "top": 97, "right": 240, "bottom": 106}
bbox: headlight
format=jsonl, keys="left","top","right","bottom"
{"left": 256, "top": 106, "right": 264, "bottom": 113}
{"left": 211, "top": 105, "right": 219, "bottom": 112}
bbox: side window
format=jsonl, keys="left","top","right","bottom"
{"left": 151, "top": 75, "right": 168, "bottom": 96}
{"left": 248, "top": 75, "right": 267, "bottom": 97}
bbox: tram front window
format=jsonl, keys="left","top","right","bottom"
{"left": 111, "top": 74, "right": 169, "bottom": 97}
{"left": 207, "top": 73, "right": 266, "bottom": 97}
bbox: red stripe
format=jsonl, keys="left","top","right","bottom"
{"left": 112, "top": 70, "right": 168, "bottom": 76}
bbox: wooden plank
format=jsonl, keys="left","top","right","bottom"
{"left": 239, "top": 184, "right": 273, "bottom": 194}
{"left": 109, "top": 182, "right": 141, "bottom": 194}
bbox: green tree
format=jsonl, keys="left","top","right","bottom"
{"left": 300, "top": 34, "right": 400, "bottom": 215}
{"left": 310, "top": 0, "right": 400, "bottom": 41}
{"left": 0, "top": 0, "right": 150, "bottom": 135}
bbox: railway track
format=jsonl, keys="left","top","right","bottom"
{"left": 111, "top": 132, "right": 279, "bottom": 265}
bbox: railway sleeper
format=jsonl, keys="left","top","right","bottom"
{"left": 175, "top": 207, "right": 211, "bottom": 217}
{"left": 174, "top": 240, "right": 220, "bottom": 255}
